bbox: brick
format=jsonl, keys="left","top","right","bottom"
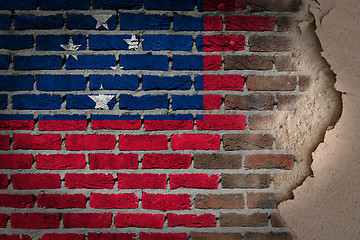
{"left": 144, "top": 114, "right": 194, "bottom": 131}
{"left": 37, "top": 35, "right": 86, "bottom": 51}
{"left": 36, "top": 75, "right": 86, "bottom": 91}
{"left": 0, "top": 0, "right": 36, "bottom": 10}
{"left": 36, "top": 154, "right": 85, "bottom": 170}
{"left": 37, "top": 194, "right": 86, "bottom": 209}
{"left": 14, "top": 134, "right": 61, "bottom": 150}
{"left": 142, "top": 153, "right": 191, "bottom": 169}
{"left": 225, "top": 94, "right": 274, "bottom": 111}
{"left": 172, "top": 95, "right": 206, "bottom": 110}
{"left": 194, "top": 154, "right": 242, "bottom": 169}
{"left": 89, "top": 35, "right": 135, "bottom": 50}
{"left": 0, "top": 154, "right": 33, "bottom": 169}
{"left": 118, "top": 135, "right": 168, "bottom": 151}
{"left": 249, "top": 114, "right": 275, "bottom": 130}
{"left": 171, "top": 134, "right": 220, "bottom": 150}
{"left": 199, "top": 0, "right": 246, "bottom": 11}
{"left": 223, "top": 134, "right": 273, "bottom": 150}
{"left": 39, "top": 0, "right": 89, "bottom": 9}
{"left": 12, "top": 174, "right": 61, "bottom": 190}
{"left": 120, "top": 54, "right": 168, "bottom": 71}
{"left": 0, "top": 76, "right": 33, "bottom": 91}
{"left": 195, "top": 75, "right": 244, "bottom": 91}
{"left": 143, "top": 75, "right": 191, "bottom": 91}
{"left": 11, "top": 213, "right": 60, "bottom": 229}
{"left": 0, "top": 94, "right": 6, "bottom": 109}
{"left": 67, "top": 14, "right": 116, "bottom": 30}
{"left": 170, "top": 174, "right": 218, "bottom": 189}
{"left": 197, "top": 114, "right": 246, "bottom": 130}
{"left": 0, "top": 174, "right": 7, "bottom": 189}
{"left": 93, "top": 0, "right": 142, "bottom": 9}
{"left": 224, "top": 55, "right": 273, "bottom": 70}
{"left": 66, "top": 55, "right": 116, "bottom": 70}
{"left": 0, "top": 213, "right": 7, "bottom": 227}
{"left": 40, "top": 233, "right": 85, "bottom": 240}
{"left": 145, "top": 0, "right": 194, "bottom": 10}
{"left": 275, "top": 55, "right": 298, "bottom": 71}
{"left": 173, "top": 55, "right": 221, "bottom": 71}
{"left": 65, "top": 173, "right": 114, "bottom": 189}
{"left": 226, "top": 16, "right": 275, "bottom": 31}
{"left": 249, "top": 35, "right": 292, "bottom": 52}
{"left": 299, "top": 76, "right": 311, "bottom": 91}
{"left": 173, "top": 15, "right": 203, "bottom": 31}
{"left": 195, "top": 194, "right": 244, "bottom": 209}
{"left": 205, "top": 55, "right": 222, "bottom": 70}
{"left": 63, "top": 213, "right": 112, "bottom": 228}
{"left": 65, "top": 134, "right": 116, "bottom": 151}
{"left": 247, "top": 75, "right": 297, "bottom": 91}
{"left": 277, "top": 16, "right": 299, "bottom": 32}
{"left": 245, "top": 154, "right": 295, "bottom": 170}
{"left": 220, "top": 213, "right": 268, "bottom": 227}
{"left": 88, "top": 233, "right": 136, "bottom": 240}
{"left": 66, "top": 94, "right": 116, "bottom": 110}
{"left": 119, "top": 94, "right": 168, "bottom": 110}
{"left": 38, "top": 115, "right": 87, "bottom": 131}
{"left": 90, "top": 193, "right": 139, "bottom": 209}
{"left": 271, "top": 213, "right": 287, "bottom": 227}
{"left": 140, "top": 233, "right": 188, "bottom": 240}
{"left": 120, "top": 14, "right": 170, "bottom": 30}
{"left": 13, "top": 94, "right": 62, "bottom": 110}
{"left": 244, "top": 232, "right": 293, "bottom": 240}
{"left": 247, "top": 193, "right": 279, "bottom": 209}
{"left": 143, "top": 35, "right": 193, "bottom": 51}
{"left": 89, "top": 153, "right": 138, "bottom": 169}
{"left": 0, "top": 35, "right": 33, "bottom": 50}
{"left": 142, "top": 192, "right": 191, "bottom": 211}
{"left": 204, "top": 16, "right": 223, "bottom": 31}
{"left": 118, "top": 173, "right": 166, "bottom": 189}
{"left": 0, "top": 55, "right": 9, "bottom": 69}
{"left": 14, "top": 56, "right": 62, "bottom": 70}
{"left": 277, "top": 95, "right": 300, "bottom": 110}
{"left": 91, "top": 115, "right": 141, "bottom": 130}
{"left": 0, "top": 234, "right": 32, "bottom": 240}
{"left": 191, "top": 232, "right": 242, "bottom": 240}
{"left": 0, "top": 135, "right": 9, "bottom": 150}
{"left": 115, "top": 213, "right": 165, "bottom": 229}
{"left": 168, "top": 213, "right": 216, "bottom": 228}
{"left": 197, "top": 35, "right": 245, "bottom": 52}
{"left": 248, "top": 0, "right": 300, "bottom": 12}
{"left": 222, "top": 174, "right": 271, "bottom": 189}
{"left": 0, "top": 194, "right": 35, "bottom": 208}
{"left": 15, "top": 15, "right": 63, "bottom": 30}
{"left": 90, "top": 75, "right": 139, "bottom": 90}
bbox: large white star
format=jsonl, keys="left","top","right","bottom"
{"left": 88, "top": 94, "right": 116, "bottom": 110}
{"left": 124, "top": 35, "right": 142, "bottom": 50}
{"left": 93, "top": 15, "right": 112, "bottom": 30}
{"left": 60, "top": 37, "right": 81, "bottom": 60}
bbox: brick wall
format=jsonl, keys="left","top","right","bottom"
{"left": 0, "top": 0, "right": 303, "bottom": 239}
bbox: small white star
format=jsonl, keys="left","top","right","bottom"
{"left": 89, "top": 94, "right": 115, "bottom": 110}
{"left": 124, "top": 35, "right": 142, "bottom": 50}
{"left": 60, "top": 37, "right": 81, "bottom": 60}
{"left": 111, "top": 66, "right": 124, "bottom": 70}
{"left": 99, "top": 84, "right": 104, "bottom": 90}
{"left": 93, "top": 15, "right": 112, "bottom": 30}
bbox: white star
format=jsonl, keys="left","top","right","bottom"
{"left": 124, "top": 35, "right": 142, "bottom": 50}
{"left": 89, "top": 94, "right": 115, "bottom": 110}
{"left": 99, "top": 84, "right": 104, "bottom": 90}
{"left": 93, "top": 15, "right": 112, "bottom": 30}
{"left": 60, "top": 37, "right": 81, "bottom": 60}
{"left": 111, "top": 66, "right": 124, "bottom": 70}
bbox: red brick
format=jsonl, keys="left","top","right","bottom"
{"left": 0, "top": 119, "right": 34, "bottom": 130}
{"left": 0, "top": 154, "right": 33, "bottom": 169}
{"left": 142, "top": 192, "right": 191, "bottom": 211}
{"left": 197, "top": 114, "right": 246, "bottom": 130}
{"left": 195, "top": 194, "right": 244, "bottom": 209}
{"left": 0, "top": 194, "right": 34, "bottom": 208}
{"left": 248, "top": 0, "right": 300, "bottom": 12}
{"left": 65, "top": 173, "right": 114, "bottom": 189}
{"left": 244, "top": 232, "right": 293, "bottom": 240}
{"left": 220, "top": 212, "right": 268, "bottom": 227}
{"left": 226, "top": 16, "right": 275, "bottom": 31}
{"left": 63, "top": 213, "right": 112, "bottom": 228}
{"left": 224, "top": 55, "right": 273, "bottom": 71}
{"left": 202, "top": 35, "right": 245, "bottom": 52}
{"left": 171, "top": 134, "right": 220, "bottom": 150}
{"left": 89, "top": 153, "right": 138, "bottom": 169}
{"left": 118, "top": 173, "right": 166, "bottom": 189}
{"left": 11, "top": 213, "right": 60, "bottom": 229}
{"left": 140, "top": 233, "right": 188, "bottom": 240}
{"left": 247, "top": 75, "right": 297, "bottom": 91}
{"left": 270, "top": 213, "right": 287, "bottom": 227}
{"left": 87, "top": 233, "right": 136, "bottom": 240}
{"left": 168, "top": 213, "right": 216, "bottom": 228}
{"left": 0, "top": 213, "right": 8, "bottom": 228}
{"left": 249, "top": 35, "right": 292, "bottom": 52}
{"left": 0, "top": 135, "right": 9, "bottom": 150}
{"left": 14, "top": 134, "right": 61, "bottom": 150}
{"left": 222, "top": 174, "right": 271, "bottom": 189}
{"left": 12, "top": 174, "right": 61, "bottom": 190}
{"left": 65, "top": 134, "right": 115, "bottom": 150}
{"left": 247, "top": 193, "right": 279, "bottom": 209}
{"left": 225, "top": 94, "right": 275, "bottom": 110}
{"left": 249, "top": 114, "right": 275, "bottom": 130}
{"left": 39, "top": 233, "right": 85, "bottom": 240}
{"left": 202, "top": 75, "right": 244, "bottom": 91}
{"left": 203, "top": 0, "right": 246, "bottom": 10}
{"left": 245, "top": 154, "right": 294, "bottom": 170}
{"left": 203, "top": 55, "right": 222, "bottom": 70}
{"left": 194, "top": 154, "right": 242, "bottom": 169}
{"left": 0, "top": 174, "right": 7, "bottom": 189}
{"left": 170, "top": 174, "right": 219, "bottom": 189}
{"left": 37, "top": 194, "right": 86, "bottom": 209}
{"left": 36, "top": 154, "right": 85, "bottom": 170}
{"left": 0, "top": 235, "right": 32, "bottom": 240}
{"left": 142, "top": 153, "right": 191, "bottom": 169}
{"left": 203, "top": 94, "right": 222, "bottom": 109}
{"left": 204, "top": 16, "right": 222, "bottom": 31}
{"left": 191, "top": 232, "right": 242, "bottom": 240}
{"left": 223, "top": 134, "right": 273, "bottom": 150}
{"left": 275, "top": 55, "right": 298, "bottom": 71}
{"left": 115, "top": 213, "right": 165, "bottom": 229}
{"left": 89, "top": 193, "right": 139, "bottom": 209}
{"left": 118, "top": 135, "right": 168, "bottom": 151}
{"left": 39, "top": 120, "right": 87, "bottom": 131}
{"left": 144, "top": 119, "right": 194, "bottom": 131}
